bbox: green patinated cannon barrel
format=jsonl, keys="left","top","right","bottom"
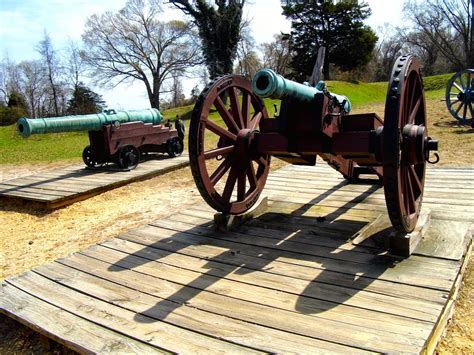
{"left": 17, "top": 108, "right": 163, "bottom": 138}
{"left": 252, "top": 68, "right": 351, "bottom": 113}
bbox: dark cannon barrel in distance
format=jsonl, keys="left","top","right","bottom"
{"left": 17, "top": 108, "right": 163, "bottom": 138}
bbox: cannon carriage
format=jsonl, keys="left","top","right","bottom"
{"left": 17, "top": 108, "right": 185, "bottom": 170}
{"left": 188, "top": 55, "right": 439, "bottom": 233}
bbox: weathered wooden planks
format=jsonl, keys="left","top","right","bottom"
{"left": 0, "top": 154, "right": 189, "bottom": 208}
{"left": 0, "top": 163, "right": 472, "bottom": 353}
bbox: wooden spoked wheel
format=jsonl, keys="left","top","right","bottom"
{"left": 383, "top": 55, "right": 427, "bottom": 233}
{"left": 189, "top": 75, "right": 271, "bottom": 214}
{"left": 445, "top": 69, "right": 473, "bottom": 124}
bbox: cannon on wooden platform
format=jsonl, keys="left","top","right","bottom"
{"left": 17, "top": 108, "right": 185, "bottom": 170}
{"left": 445, "top": 69, "right": 473, "bottom": 126}
{"left": 188, "top": 55, "right": 439, "bottom": 233}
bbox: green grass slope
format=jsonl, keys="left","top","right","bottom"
{"left": 0, "top": 73, "right": 454, "bottom": 165}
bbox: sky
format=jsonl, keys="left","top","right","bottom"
{"left": 0, "top": 0, "right": 404, "bottom": 111}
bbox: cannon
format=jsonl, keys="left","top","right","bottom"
{"left": 188, "top": 55, "right": 439, "bottom": 233}
{"left": 17, "top": 108, "right": 185, "bottom": 170}
{"left": 445, "top": 69, "right": 473, "bottom": 126}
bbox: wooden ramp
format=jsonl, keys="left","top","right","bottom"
{"left": 1, "top": 163, "right": 472, "bottom": 354}
{"left": 0, "top": 154, "right": 189, "bottom": 209}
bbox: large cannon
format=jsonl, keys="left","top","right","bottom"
{"left": 17, "top": 108, "right": 185, "bottom": 170}
{"left": 188, "top": 55, "right": 439, "bottom": 233}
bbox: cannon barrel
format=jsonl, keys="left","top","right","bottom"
{"left": 252, "top": 68, "right": 351, "bottom": 113}
{"left": 17, "top": 108, "right": 163, "bottom": 138}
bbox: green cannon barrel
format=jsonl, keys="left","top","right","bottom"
{"left": 252, "top": 68, "right": 351, "bottom": 113}
{"left": 17, "top": 108, "right": 163, "bottom": 138}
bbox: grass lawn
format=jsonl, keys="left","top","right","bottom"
{"left": 0, "top": 72, "right": 471, "bottom": 167}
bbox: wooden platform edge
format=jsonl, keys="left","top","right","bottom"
{"left": 422, "top": 226, "right": 473, "bottom": 354}
{"left": 0, "top": 159, "right": 189, "bottom": 210}
{"left": 47, "top": 159, "right": 190, "bottom": 209}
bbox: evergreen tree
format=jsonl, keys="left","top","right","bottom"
{"left": 0, "top": 91, "right": 27, "bottom": 125}
{"left": 282, "top": 0, "right": 378, "bottom": 80}
{"left": 169, "top": 0, "right": 246, "bottom": 78}
{"left": 66, "top": 82, "right": 106, "bottom": 115}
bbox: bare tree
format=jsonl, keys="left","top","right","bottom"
{"left": 261, "top": 34, "right": 292, "bottom": 76}
{"left": 37, "top": 31, "right": 62, "bottom": 116}
{"left": 17, "top": 60, "right": 46, "bottom": 118}
{"left": 0, "top": 57, "right": 22, "bottom": 105}
{"left": 403, "top": 0, "right": 473, "bottom": 70}
{"left": 234, "top": 24, "right": 262, "bottom": 78}
{"left": 64, "top": 39, "right": 86, "bottom": 89}
{"left": 82, "top": 0, "right": 201, "bottom": 109}
{"left": 168, "top": 74, "right": 185, "bottom": 108}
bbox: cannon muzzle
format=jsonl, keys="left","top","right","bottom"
{"left": 17, "top": 108, "right": 163, "bottom": 138}
{"left": 252, "top": 68, "right": 351, "bottom": 113}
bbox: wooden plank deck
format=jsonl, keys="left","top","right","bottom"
{"left": 0, "top": 154, "right": 189, "bottom": 209}
{"left": 1, "top": 162, "right": 472, "bottom": 354}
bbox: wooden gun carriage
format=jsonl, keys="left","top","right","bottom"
{"left": 188, "top": 55, "right": 439, "bottom": 233}
{"left": 17, "top": 108, "right": 185, "bottom": 170}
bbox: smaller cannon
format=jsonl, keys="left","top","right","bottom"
{"left": 17, "top": 108, "right": 185, "bottom": 170}
{"left": 445, "top": 69, "right": 473, "bottom": 126}
{"left": 188, "top": 55, "right": 439, "bottom": 233}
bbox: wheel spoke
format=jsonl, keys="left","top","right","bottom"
{"left": 203, "top": 145, "right": 234, "bottom": 160}
{"left": 205, "top": 120, "right": 237, "bottom": 141}
{"left": 246, "top": 162, "right": 257, "bottom": 189}
{"left": 407, "top": 77, "right": 418, "bottom": 120}
{"left": 408, "top": 165, "right": 422, "bottom": 195}
{"left": 469, "top": 102, "right": 473, "bottom": 119}
{"left": 462, "top": 101, "right": 468, "bottom": 120}
{"left": 249, "top": 112, "right": 263, "bottom": 131}
{"left": 453, "top": 82, "right": 463, "bottom": 92}
{"left": 256, "top": 156, "right": 268, "bottom": 167}
{"left": 455, "top": 101, "right": 465, "bottom": 115}
{"left": 237, "top": 169, "right": 246, "bottom": 200}
{"left": 214, "top": 96, "right": 240, "bottom": 133}
{"left": 210, "top": 156, "right": 232, "bottom": 186}
{"left": 241, "top": 91, "right": 251, "bottom": 129}
{"left": 460, "top": 74, "right": 466, "bottom": 89}
{"left": 222, "top": 164, "right": 238, "bottom": 202}
{"left": 229, "top": 87, "right": 244, "bottom": 129}
{"left": 405, "top": 167, "right": 416, "bottom": 214}
{"left": 408, "top": 97, "right": 421, "bottom": 124}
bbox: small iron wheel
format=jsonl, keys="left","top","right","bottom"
{"left": 118, "top": 144, "right": 139, "bottom": 170}
{"left": 82, "top": 145, "right": 104, "bottom": 168}
{"left": 383, "top": 55, "right": 428, "bottom": 233}
{"left": 445, "top": 69, "right": 473, "bottom": 124}
{"left": 167, "top": 137, "right": 184, "bottom": 157}
{"left": 189, "top": 75, "right": 271, "bottom": 214}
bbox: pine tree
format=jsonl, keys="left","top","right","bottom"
{"left": 66, "top": 82, "right": 105, "bottom": 115}
{"left": 169, "top": 0, "right": 245, "bottom": 78}
{"left": 282, "top": 0, "right": 378, "bottom": 80}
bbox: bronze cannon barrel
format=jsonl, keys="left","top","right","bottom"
{"left": 17, "top": 108, "right": 163, "bottom": 138}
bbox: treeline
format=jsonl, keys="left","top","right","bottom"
{"left": 0, "top": 36, "right": 105, "bottom": 125}
{"left": 1, "top": 0, "right": 471, "bottom": 125}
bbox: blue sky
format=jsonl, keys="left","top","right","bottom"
{"left": 0, "top": 0, "right": 403, "bottom": 110}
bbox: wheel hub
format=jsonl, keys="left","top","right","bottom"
{"left": 402, "top": 124, "right": 438, "bottom": 165}
{"left": 234, "top": 128, "right": 256, "bottom": 164}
